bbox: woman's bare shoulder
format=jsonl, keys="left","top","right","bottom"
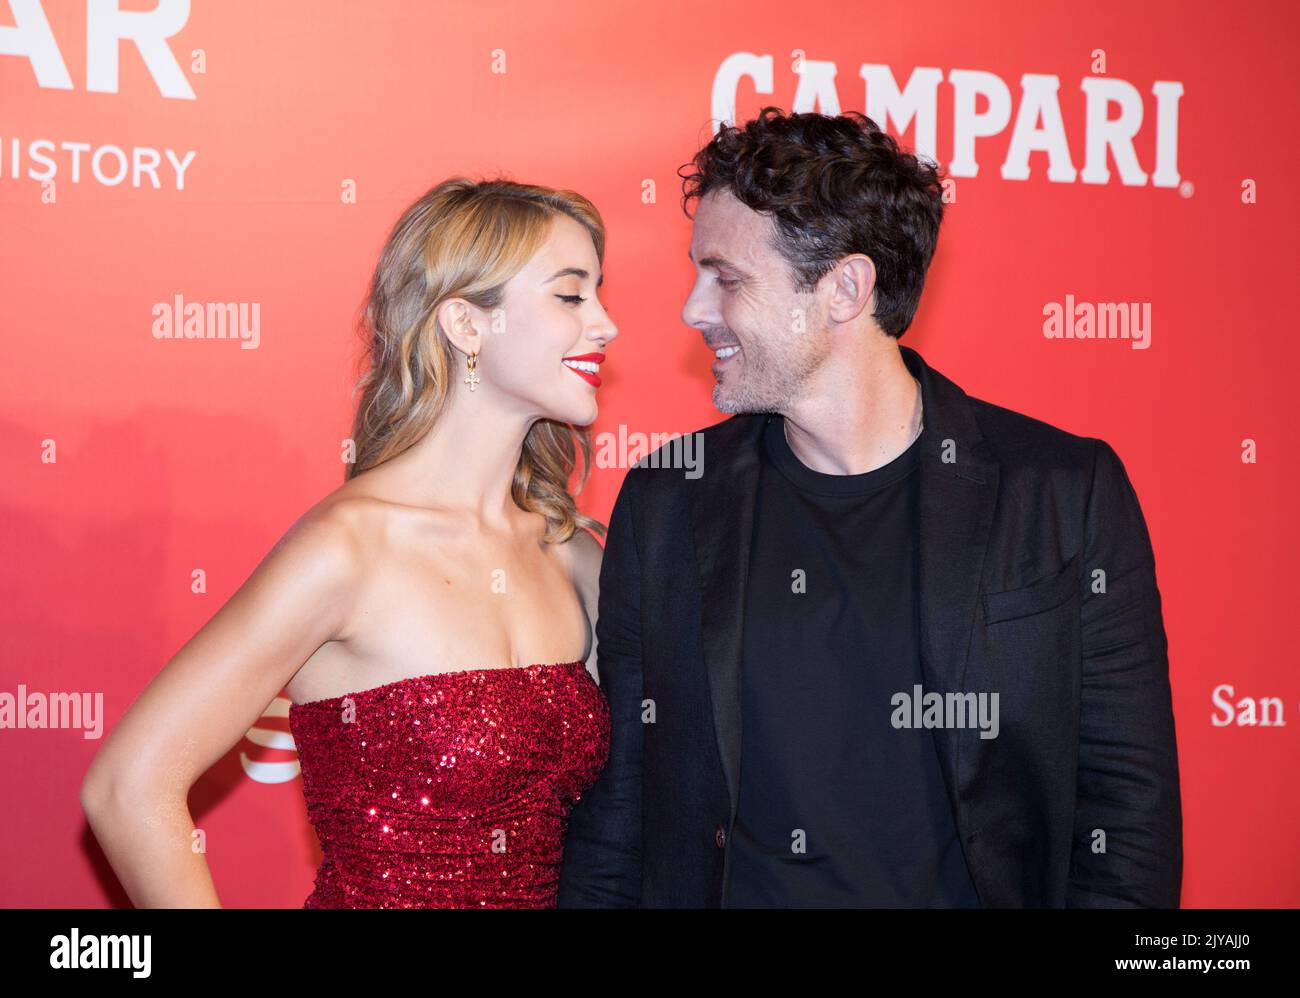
{"left": 274, "top": 491, "right": 377, "bottom": 561}
{"left": 292, "top": 478, "right": 433, "bottom": 550}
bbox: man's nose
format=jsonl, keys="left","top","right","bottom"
{"left": 681, "top": 283, "right": 713, "bottom": 330}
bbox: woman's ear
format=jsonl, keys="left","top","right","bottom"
{"left": 437, "top": 297, "right": 482, "bottom": 358}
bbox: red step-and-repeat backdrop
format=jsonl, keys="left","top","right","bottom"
{"left": 1, "top": 0, "right": 1296, "bottom": 907}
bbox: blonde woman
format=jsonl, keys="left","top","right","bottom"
{"left": 81, "top": 178, "right": 619, "bottom": 908}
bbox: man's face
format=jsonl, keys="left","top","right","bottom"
{"left": 681, "top": 189, "right": 830, "bottom": 413}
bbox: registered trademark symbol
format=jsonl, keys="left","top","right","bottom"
{"left": 1179, "top": 181, "right": 1195, "bottom": 198}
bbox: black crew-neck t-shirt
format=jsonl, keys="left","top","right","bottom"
{"left": 724, "top": 413, "right": 982, "bottom": 908}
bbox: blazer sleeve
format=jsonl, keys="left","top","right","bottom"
{"left": 1066, "top": 438, "right": 1183, "bottom": 907}
{"left": 557, "top": 470, "right": 644, "bottom": 907}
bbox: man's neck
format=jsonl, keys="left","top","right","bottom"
{"left": 779, "top": 343, "right": 921, "bottom": 476}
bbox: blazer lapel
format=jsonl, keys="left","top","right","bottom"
{"left": 902, "top": 345, "right": 1001, "bottom": 821}
{"left": 689, "top": 412, "right": 765, "bottom": 822}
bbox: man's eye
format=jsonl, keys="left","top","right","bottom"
{"left": 716, "top": 277, "right": 740, "bottom": 289}
{"left": 558, "top": 294, "right": 587, "bottom": 304}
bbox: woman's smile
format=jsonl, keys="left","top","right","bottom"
{"left": 562, "top": 351, "right": 604, "bottom": 387}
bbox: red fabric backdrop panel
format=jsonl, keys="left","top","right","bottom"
{"left": 0, "top": 0, "right": 1295, "bottom": 906}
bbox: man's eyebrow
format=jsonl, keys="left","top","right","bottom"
{"left": 687, "top": 249, "right": 743, "bottom": 273}
{"left": 544, "top": 267, "right": 603, "bottom": 288}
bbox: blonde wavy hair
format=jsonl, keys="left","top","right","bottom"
{"left": 346, "top": 177, "right": 607, "bottom": 544}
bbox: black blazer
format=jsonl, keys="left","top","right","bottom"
{"left": 557, "top": 344, "right": 1183, "bottom": 908}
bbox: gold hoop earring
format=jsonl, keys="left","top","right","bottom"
{"left": 464, "top": 351, "right": 481, "bottom": 392}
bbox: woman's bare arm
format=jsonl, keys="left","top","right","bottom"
{"left": 80, "top": 504, "right": 361, "bottom": 907}
{"left": 562, "top": 527, "right": 604, "bottom": 686}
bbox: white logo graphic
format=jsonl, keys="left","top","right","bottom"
{"left": 712, "top": 53, "right": 1182, "bottom": 188}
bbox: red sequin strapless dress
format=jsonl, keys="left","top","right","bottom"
{"left": 287, "top": 660, "right": 610, "bottom": 908}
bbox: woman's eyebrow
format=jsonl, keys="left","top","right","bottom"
{"left": 544, "top": 267, "right": 603, "bottom": 287}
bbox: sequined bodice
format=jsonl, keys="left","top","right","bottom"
{"left": 287, "top": 660, "right": 610, "bottom": 908}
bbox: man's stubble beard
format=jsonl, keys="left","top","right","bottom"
{"left": 713, "top": 326, "right": 830, "bottom": 415}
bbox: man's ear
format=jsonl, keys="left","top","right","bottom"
{"left": 827, "top": 254, "right": 877, "bottom": 324}
{"left": 437, "top": 297, "right": 483, "bottom": 358}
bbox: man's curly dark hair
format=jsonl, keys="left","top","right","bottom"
{"left": 678, "top": 106, "right": 946, "bottom": 338}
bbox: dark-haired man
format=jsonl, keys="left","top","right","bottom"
{"left": 558, "top": 107, "right": 1182, "bottom": 908}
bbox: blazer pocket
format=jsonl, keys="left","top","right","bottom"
{"left": 982, "top": 555, "right": 1079, "bottom": 625}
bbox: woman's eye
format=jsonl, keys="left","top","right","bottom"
{"left": 558, "top": 294, "right": 587, "bottom": 305}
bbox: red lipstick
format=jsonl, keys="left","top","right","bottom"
{"left": 562, "top": 352, "right": 605, "bottom": 388}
